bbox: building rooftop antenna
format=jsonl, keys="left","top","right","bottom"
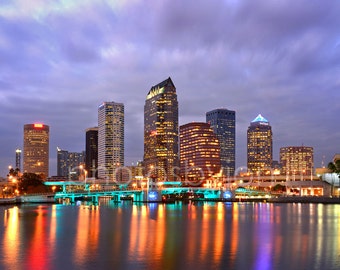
{"left": 321, "top": 155, "right": 325, "bottom": 168}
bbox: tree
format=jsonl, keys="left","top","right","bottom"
{"left": 272, "top": 184, "right": 286, "bottom": 193}
{"left": 328, "top": 160, "right": 340, "bottom": 177}
{"left": 18, "top": 173, "right": 49, "bottom": 194}
{"left": 327, "top": 160, "right": 340, "bottom": 196}
{"left": 7, "top": 167, "right": 20, "bottom": 177}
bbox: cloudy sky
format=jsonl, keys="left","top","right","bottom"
{"left": 1, "top": 0, "right": 339, "bottom": 177}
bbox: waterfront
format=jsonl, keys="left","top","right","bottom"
{"left": 1, "top": 201, "right": 340, "bottom": 270}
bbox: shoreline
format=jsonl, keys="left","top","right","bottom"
{"left": 2, "top": 195, "right": 340, "bottom": 205}
{"left": 191, "top": 196, "right": 340, "bottom": 204}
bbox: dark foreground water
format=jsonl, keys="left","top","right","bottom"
{"left": 1, "top": 201, "right": 340, "bottom": 270}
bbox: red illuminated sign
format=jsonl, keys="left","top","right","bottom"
{"left": 34, "top": 123, "right": 43, "bottom": 128}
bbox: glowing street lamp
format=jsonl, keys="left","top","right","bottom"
{"left": 79, "top": 165, "right": 87, "bottom": 181}
{"left": 12, "top": 177, "right": 18, "bottom": 195}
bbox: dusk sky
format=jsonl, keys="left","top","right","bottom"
{"left": 1, "top": 0, "right": 339, "bottom": 177}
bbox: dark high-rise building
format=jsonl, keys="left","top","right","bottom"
{"left": 57, "top": 148, "right": 85, "bottom": 180}
{"left": 144, "top": 77, "right": 179, "bottom": 181}
{"left": 57, "top": 147, "right": 69, "bottom": 177}
{"left": 180, "top": 122, "right": 221, "bottom": 185}
{"left": 247, "top": 114, "right": 273, "bottom": 174}
{"left": 15, "top": 148, "right": 21, "bottom": 171}
{"left": 23, "top": 123, "right": 49, "bottom": 178}
{"left": 280, "top": 146, "right": 314, "bottom": 178}
{"left": 68, "top": 151, "right": 85, "bottom": 180}
{"left": 85, "top": 127, "right": 98, "bottom": 178}
{"left": 98, "top": 102, "right": 124, "bottom": 181}
{"left": 206, "top": 108, "right": 236, "bottom": 177}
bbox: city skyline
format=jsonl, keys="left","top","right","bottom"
{"left": 1, "top": 1, "right": 339, "bottom": 177}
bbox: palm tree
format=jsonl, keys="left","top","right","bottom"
{"left": 328, "top": 160, "right": 340, "bottom": 196}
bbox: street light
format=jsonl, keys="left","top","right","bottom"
{"left": 79, "top": 165, "right": 87, "bottom": 181}
{"left": 12, "top": 177, "right": 18, "bottom": 195}
{"left": 84, "top": 169, "right": 88, "bottom": 191}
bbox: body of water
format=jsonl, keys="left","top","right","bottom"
{"left": 1, "top": 201, "right": 340, "bottom": 270}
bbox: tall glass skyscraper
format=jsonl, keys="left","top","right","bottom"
{"left": 98, "top": 102, "right": 124, "bottom": 181}
{"left": 57, "top": 147, "right": 69, "bottom": 177}
{"left": 23, "top": 123, "right": 49, "bottom": 178}
{"left": 206, "top": 108, "right": 236, "bottom": 176}
{"left": 85, "top": 127, "right": 98, "bottom": 178}
{"left": 144, "top": 77, "right": 179, "bottom": 181}
{"left": 247, "top": 114, "right": 273, "bottom": 174}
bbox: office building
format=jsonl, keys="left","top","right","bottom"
{"left": 125, "top": 161, "right": 144, "bottom": 186}
{"left": 68, "top": 151, "right": 85, "bottom": 180}
{"left": 280, "top": 146, "right": 314, "bottom": 178}
{"left": 85, "top": 127, "right": 98, "bottom": 178}
{"left": 206, "top": 108, "right": 236, "bottom": 177}
{"left": 333, "top": 154, "right": 340, "bottom": 163}
{"left": 247, "top": 114, "right": 273, "bottom": 174}
{"left": 144, "top": 77, "right": 179, "bottom": 181}
{"left": 180, "top": 122, "right": 221, "bottom": 184}
{"left": 98, "top": 102, "right": 124, "bottom": 181}
{"left": 23, "top": 123, "right": 49, "bottom": 178}
{"left": 57, "top": 148, "right": 85, "bottom": 180}
{"left": 57, "top": 147, "right": 69, "bottom": 177}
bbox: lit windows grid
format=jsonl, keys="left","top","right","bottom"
{"left": 144, "top": 78, "right": 179, "bottom": 181}
{"left": 247, "top": 121, "right": 273, "bottom": 173}
{"left": 206, "top": 109, "right": 235, "bottom": 176}
{"left": 280, "top": 146, "right": 314, "bottom": 176}
{"left": 98, "top": 102, "right": 124, "bottom": 180}
{"left": 23, "top": 124, "right": 49, "bottom": 177}
{"left": 180, "top": 122, "right": 221, "bottom": 182}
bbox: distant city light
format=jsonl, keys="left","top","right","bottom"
{"left": 223, "top": 191, "right": 232, "bottom": 199}
{"left": 148, "top": 191, "right": 158, "bottom": 201}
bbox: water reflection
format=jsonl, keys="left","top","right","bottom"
{"left": 2, "top": 206, "right": 20, "bottom": 268}
{"left": 0, "top": 202, "right": 340, "bottom": 270}
{"left": 73, "top": 205, "right": 100, "bottom": 267}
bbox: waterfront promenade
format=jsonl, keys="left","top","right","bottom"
{"left": 1, "top": 186, "right": 340, "bottom": 205}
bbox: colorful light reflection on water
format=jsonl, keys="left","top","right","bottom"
{"left": 1, "top": 202, "right": 340, "bottom": 270}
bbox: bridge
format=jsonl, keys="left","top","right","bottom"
{"left": 45, "top": 180, "right": 271, "bottom": 204}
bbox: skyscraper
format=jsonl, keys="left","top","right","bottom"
{"left": 98, "top": 102, "right": 124, "bottom": 181}
{"left": 206, "top": 108, "right": 236, "bottom": 177}
{"left": 85, "top": 127, "right": 98, "bottom": 178}
{"left": 23, "top": 123, "right": 49, "bottom": 178}
{"left": 180, "top": 122, "right": 221, "bottom": 185}
{"left": 280, "top": 146, "right": 314, "bottom": 178}
{"left": 57, "top": 147, "right": 85, "bottom": 180}
{"left": 247, "top": 114, "right": 273, "bottom": 174}
{"left": 57, "top": 147, "right": 69, "bottom": 177}
{"left": 144, "top": 77, "right": 179, "bottom": 181}
{"left": 68, "top": 151, "right": 85, "bottom": 180}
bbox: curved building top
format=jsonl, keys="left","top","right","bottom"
{"left": 146, "top": 77, "right": 175, "bottom": 100}
{"left": 251, "top": 114, "right": 269, "bottom": 126}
